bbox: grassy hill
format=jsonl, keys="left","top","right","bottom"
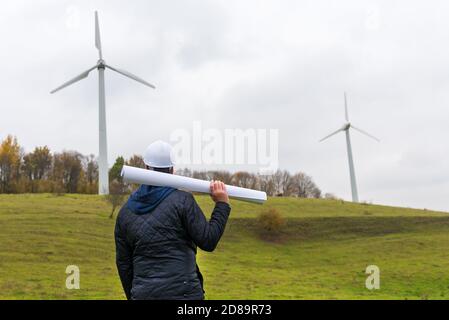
{"left": 0, "top": 193, "right": 448, "bottom": 299}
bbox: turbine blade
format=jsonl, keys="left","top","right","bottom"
{"left": 105, "top": 64, "right": 155, "bottom": 89}
{"left": 95, "top": 11, "right": 102, "bottom": 59}
{"left": 344, "top": 92, "right": 349, "bottom": 121}
{"left": 351, "top": 125, "right": 380, "bottom": 142}
{"left": 50, "top": 66, "right": 97, "bottom": 94}
{"left": 319, "top": 127, "right": 344, "bottom": 142}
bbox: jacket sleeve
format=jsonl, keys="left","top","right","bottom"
{"left": 182, "top": 193, "right": 231, "bottom": 252}
{"left": 114, "top": 212, "right": 134, "bottom": 300}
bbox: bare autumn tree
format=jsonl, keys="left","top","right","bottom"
{"left": 289, "top": 172, "right": 321, "bottom": 198}
{"left": 192, "top": 171, "right": 208, "bottom": 180}
{"left": 249, "top": 173, "right": 259, "bottom": 189}
{"left": 280, "top": 170, "right": 293, "bottom": 196}
{"left": 85, "top": 154, "right": 98, "bottom": 193}
{"left": 231, "top": 171, "right": 258, "bottom": 189}
{"left": 105, "top": 179, "right": 127, "bottom": 219}
{"left": 201, "top": 170, "right": 214, "bottom": 181}
{"left": 52, "top": 151, "right": 83, "bottom": 193}
{"left": 271, "top": 169, "right": 284, "bottom": 196}
{"left": 22, "top": 146, "right": 52, "bottom": 192}
{"left": 258, "top": 174, "right": 276, "bottom": 196}
{"left": 176, "top": 168, "right": 192, "bottom": 178}
{"left": 310, "top": 186, "right": 322, "bottom": 199}
{"left": 0, "top": 135, "right": 22, "bottom": 193}
{"left": 209, "top": 171, "right": 233, "bottom": 184}
{"left": 126, "top": 154, "right": 145, "bottom": 168}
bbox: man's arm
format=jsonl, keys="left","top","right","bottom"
{"left": 183, "top": 181, "right": 231, "bottom": 252}
{"left": 114, "top": 213, "right": 134, "bottom": 300}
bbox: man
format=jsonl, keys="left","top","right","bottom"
{"left": 114, "top": 140, "right": 231, "bottom": 300}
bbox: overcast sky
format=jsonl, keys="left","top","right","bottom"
{"left": 1, "top": 0, "right": 449, "bottom": 211}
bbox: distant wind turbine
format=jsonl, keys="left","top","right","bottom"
{"left": 319, "top": 92, "right": 379, "bottom": 202}
{"left": 51, "top": 11, "right": 155, "bottom": 195}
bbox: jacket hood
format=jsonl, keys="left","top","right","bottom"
{"left": 126, "top": 184, "right": 176, "bottom": 214}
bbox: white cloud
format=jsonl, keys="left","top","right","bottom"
{"left": 1, "top": 0, "right": 449, "bottom": 211}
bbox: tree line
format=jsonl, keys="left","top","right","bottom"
{"left": 0, "top": 135, "right": 322, "bottom": 198}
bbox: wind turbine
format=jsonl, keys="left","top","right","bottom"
{"left": 51, "top": 11, "right": 155, "bottom": 195}
{"left": 319, "top": 92, "right": 379, "bottom": 202}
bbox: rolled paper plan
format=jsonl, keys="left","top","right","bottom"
{"left": 121, "top": 165, "right": 267, "bottom": 204}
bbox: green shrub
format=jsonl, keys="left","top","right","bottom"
{"left": 257, "top": 208, "right": 285, "bottom": 238}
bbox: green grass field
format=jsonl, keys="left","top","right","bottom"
{"left": 0, "top": 193, "right": 448, "bottom": 300}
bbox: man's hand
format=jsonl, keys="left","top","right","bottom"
{"left": 210, "top": 180, "right": 229, "bottom": 204}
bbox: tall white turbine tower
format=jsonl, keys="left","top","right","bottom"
{"left": 320, "top": 92, "right": 379, "bottom": 202}
{"left": 51, "top": 11, "right": 155, "bottom": 195}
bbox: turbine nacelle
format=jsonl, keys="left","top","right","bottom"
{"left": 319, "top": 95, "right": 379, "bottom": 143}
{"left": 342, "top": 122, "right": 351, "bottom": 131}
{"left": 97, "top": 59, "right": 106, "bottom": 68}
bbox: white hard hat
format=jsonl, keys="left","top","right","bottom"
{"left": 143, "top": 140, "right": 175, "bottom": 168}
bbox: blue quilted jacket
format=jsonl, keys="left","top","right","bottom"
{"left": 114, "top": 186, "right": 231, "bottom": 300}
